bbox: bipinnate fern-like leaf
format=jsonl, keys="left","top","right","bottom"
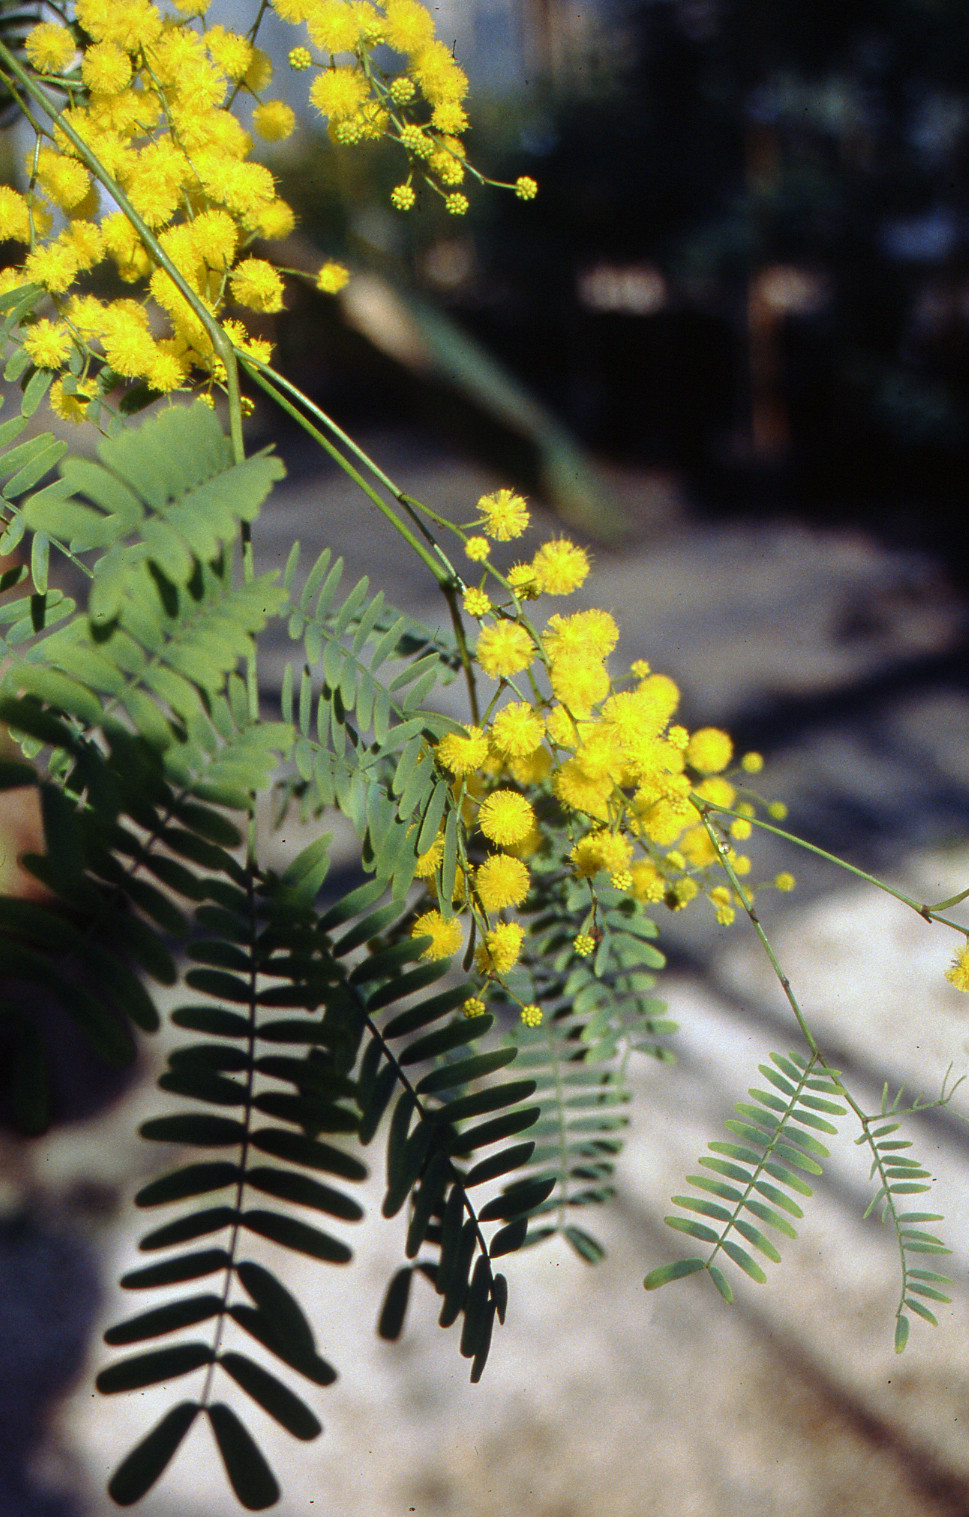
{"left": 280, "top": 545, "right": 464, "bottom": 897}
{"left": 856, "top": 1083, "right": 953, "bottom": 1353}
{"left": 99, "top": 858, "right": 365, "bottom": 1509}
{"left": 304, "top": 879, "right": 543, "bottom": 1382}
{"left": 645, "top": 1051, "right": 847, "bottom": 1300}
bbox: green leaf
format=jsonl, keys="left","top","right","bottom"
{"left": 104, "top": 1295, "right": 224, "bottom": 1346}
{"left": 243, "top": 1209, "right": 352, "bottom": 1264}
{"left": 488, "top": 1218, "right": 528, "bottom": 1257}
{"left": 665, "top": 1216, "right": 719, "bottom": 1245}
{"left": 219, "top": 1352, "right": 322, "bottom": 1440}
{"left": 377, "top": 1266, "right": 413, "bottom": 1341}
{"left": 171, "top": 1005, "right": 251, "bottom": 1039}
{"left": 415, "top": 1046, "right": 519, "bottom": 1095}
{"left": 904, "top": 1298, "right": 939, "bottom": 1327}
{"left": 107, "top": 1402, "right": 200, "bottom": 1506}
{"left": 448, "top": 1105, "right": 540, "bottom": 1157}
{"left": 720, "top": 1239, "right": 768, "bottom": 1284}
{"left": 96, "top": 1342, "right": 213, "bottom": 1394}
{"left": 895, "top": 1314, "right": 910, "bottom": 1353}
{"left": 643, "top": 1257, "right": 706, "bottom": 1290}
{"left": 563, "top": 1226, "right": 606, "bottom": 1264}
{"left": 140, "top": 1114, "right": 247, "bottom": 1147}
{"left": 250, "top": 1126, "right": 368, "bottom": 1181}
{"left": 464, "top": 1141, "right": 536, "bottom": 1188}
{"left": 121, "top": 1248, "right": 232, "bottom": 1290}
{"left": 229, "top": 1303, "right": 337, "bottom": 1387}
{"left": 138, "top": 1206, "right": 236, "bottom": 1252}
{"left": 478, "top": 1175, "right": 557, "bottom": 1222}
{"left": 246, "top": 1165, "right": 364, "bottom": 1221}
{"left": 708, "top": 1264, "right": 733, "bottom": 1302}
{"left": 208, "top": 1402, "right": 281, "bottom": 1511}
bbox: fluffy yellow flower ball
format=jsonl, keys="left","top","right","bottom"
{"left": 477, "top": 790, "right": 535, "bottom": 847}
{"left": 411, "top": 910, "right": 463, "bottom": 961}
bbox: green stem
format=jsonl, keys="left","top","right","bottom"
{"left": 698, "top": 797, "right": 967, "bottom": 930}
{"left": 240, "top": 356, "right": 463, "bottom": 582}
{"left": 237, "top": 355, "right": 454, "bottom": 588}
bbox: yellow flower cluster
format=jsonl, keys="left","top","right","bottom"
{"left": 3, "top": 0, "right": 525, "bottom": 415}
{"left": 1, "top": 0, "right": 342, "bottom": 410}
{"left": 410, "top": 486, "right": 775, "bottom": 1024}
{"left": 272, "top": 0, "right": 526, "bottom": 213}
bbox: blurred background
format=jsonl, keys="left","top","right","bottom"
{"left": 7, "top": 2, "right": 969, "bottom": 1514}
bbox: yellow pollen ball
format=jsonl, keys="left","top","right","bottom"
{"left": 945, "top": 945, "right": 969, "bottom": 992}
{"left": 475, "top": 854, "right": 530, "bottom": 911}
{"left": 490, "top": 702, "right": 544, "bottom": 759}
{"left": 474, "top": 921, "right": 524, "bottom": 975}
{"left": 436, "top": 725, "right": 489, "bottom": 777}
{"left": 476, "top": 621, "right": 534, "bottom": 680}
{"left": 686, "top": 727, "right": 734, "bottom": 774}
{"left": 531, "top": 538, "right": 590, "bottom": 595}
{"left": 478, "top": 487, "right": 530, "bottom": 541}
{"left": 411, "top": 910, "right": 462, "bottom": 961}
{"left": 477, "top": 790, "right": 535, "bottom": 846}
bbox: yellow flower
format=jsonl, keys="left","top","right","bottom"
{"left": 288, "top": 46, "right": 312, "bottom": 70}
{"left": 630, "top": 860, "right": 664, "bottom": 903}
{"left": 490, "top": 702, "right": 544, "bottom": 760}
{"left": 475, "top": 921, "right": 524, "bottom": 975}
{"left": 476, "top": 621, "right": 534, "bottom": 680}
{"left": 384, "top": 0, "right": 436, "bottom": 55}
{"left": 437, "top": 724, "right": 488, "bottom": 777}
{"left": 49, "top": 376, "right": 98, "bottom": 424}
{"left": 410, "top": 40, "right": 468, "bottom": 104}
{"left": 307, "top": 0, "right": 360, "bottom": 51}
{"left": 478, "top": 487, "right": 529, "bottom": 541}
{"left": 520, "top": 1004, "right": 542, "bottom": 1028}
{"left": 531, "top": 538, "right": 590, "bottom": 595}
{"left": 246, "top": 47, "right": 274, "bottom": 91}
{"left": 230, "top": 258, "right": 285, "bottom": 313}
{"left": 317, "top": 261, "right": 350, "bottom": 295}
{"left": 774, "top": 872, "right": 796, "bottom": 893}
{"left": 253, "top": 101, "right": 296, "bottom": 141}
{"left": 463, "top": 996, "right": 487, "bottom": 1019}
{"left": 414, "top": 833, "right": 445, "bottom": 878}
{"left": 475, "top": 854, "right": 530, "bottom": 911}
{"left": 741, "top": 751, "right": 764, "bottom": 774}
{"left": 570, "top": 829, "right": 632, "bottom": 879}
{"left": 411, "top": 909, "right": 463, "bottom": 961}
{"left": 464, "top": 535, "right": 490, "bottom": 562}
{"left": 204, "top": 25, "right": 253, "bottom": 81}
{"left": 507, "top": 563, "right": 540, "bottom": 599}
{"left": 694, "top": 775, "right": 736, "bottom": 810}
{"left": 515, "top": 176, "right": 539, "bottom": 200}
{"left": 25, "top": 22, "right": 76, "bottom": 74}
{"left": 573, "top": 933, "right": 596, "bottom": 957}
{"left": 22, "top": 320, "right": 73, "bottom": 369}
{"left": 432, "top": 101, "right": 469, "bottom": 133}
{"left": 391, "top": 184, "right": 416, "bottom": 211}
{"left": 543, "top": 609, "right": 618, "bottom": 661}
{"left": 22, "top": 242, "right": 79, "bottom": 294}
{"left": 477, "top": 790, "right": 535, "bottom": 846}
{"left": 548, "top": 655, "right": 609, "bottom": 716}
{"left": 463, "top": 588, "right": 492, "bottom": 618}
{"left": 0, "top": 187, "right": 30, "bottom": 243}
{"left": 945, "top": 945, "right": 969, "bottom": 992}
{"left": 445, "top": 193, "right": 469, "bottom": 215}
{"left": 81, "top": 40, "right": 132, "bottom": 94}
{"left": 310, "top": 68, "right": 369, "bottom": 122}
{"left": 686, "top": 727, "right": 733, "bottom": 774}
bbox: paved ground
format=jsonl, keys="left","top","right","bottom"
{"left": 6, "top": 428, "right": 969, "bottom": 1516}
